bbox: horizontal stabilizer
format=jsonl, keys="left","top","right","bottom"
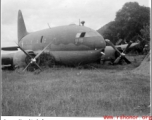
{"left": 1, "top": 46, "right": 19, "bottom": 51}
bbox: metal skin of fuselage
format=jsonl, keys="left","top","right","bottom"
{"left": 18, "top": 25, "right": 106, "bottom": 66}
{"left": 21, "top": 25, "right": 106, "bottom": 51}
{"left": 5, "top": 10, "right": 106, "bottom": 68}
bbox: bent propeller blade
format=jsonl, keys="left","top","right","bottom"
{"left": 114, "top": 56, "right": 121, "bottom": 64}
{"left": 34, "top": 62, "right": 42, "bottom": 71}
{"left": 35, "top": 40, "right": 54, "bottom": 59}
{"left": 15, "top": 42, "right": 32, "bottom": 58}
{"left": 23, "top": 62, "right": 31, "bottom": 72}
{"left": 123, "top": 41, "right": 133, "bottom": 53}
{"left": 105, "top": 39, "right": 122, "bottom": 55}
{"left": 122, "top": 56, "right": 131, "bottom": 64}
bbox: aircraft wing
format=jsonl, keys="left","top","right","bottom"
{"left": 1, "top": 49, "right": 50, "bottom": 69}
{"left": 115, "top": 43, "right": 139, "bottom": 51}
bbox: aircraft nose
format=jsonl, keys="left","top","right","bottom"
{"left": 94, "top": 36, "right": 106, "bottom": 50}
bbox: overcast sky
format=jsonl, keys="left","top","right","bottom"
{"left": 1, "top": 0, "right": 150, "bottom": 47}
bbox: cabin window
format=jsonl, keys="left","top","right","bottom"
{"left": 79, "top": 38, "right": 83, "bottom": 43}
{"left": 75, "top": 37, "right": 83, "bottom": 44}
{"left": 40, "top": 36, "right": 43, "bottom": 43}
{"left": 75, "top": 38, "right": 79, "bottom": 44}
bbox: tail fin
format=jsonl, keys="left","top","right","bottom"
{"left": 18, "top": 10, "right": 28, "bottom": 42}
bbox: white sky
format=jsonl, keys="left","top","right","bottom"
{"left": 1, "top": 0, "right": 151, "bottom": 47}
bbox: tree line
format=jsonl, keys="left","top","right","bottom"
{"left": 97, "top": 2, "right": 150, "bottom": 53}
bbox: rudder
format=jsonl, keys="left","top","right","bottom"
{"left": 18, "top": 10, "right": 28, "bottom": 42}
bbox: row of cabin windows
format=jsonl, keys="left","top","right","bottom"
{"left": 22, "top": 38, "right": 47, "bottom": 44}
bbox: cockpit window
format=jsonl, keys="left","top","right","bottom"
{"left": 85, "top": 32, "right": 101, "bottom": 37}
{"left": 75, "top": 31, "right": 101, "bottom": 45}
{"left": 80, "top": 32, "right": 86, "bottom": 37}
{"left": 76, "top": 32, "right": 86, "bottom": 38}
{"left": 76, "top": 33, "right": 81, "bottom": 38}
{"left": 76, "top": 31, "right": 100, "bottom": 38}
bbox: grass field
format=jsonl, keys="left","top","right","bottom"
{"left": 2, "top": 55, "right": 150, "bottom": 116}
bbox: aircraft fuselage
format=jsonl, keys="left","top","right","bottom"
{"left": 19, "top": 25, "right": 106, "bottom": 65}
{"left": 19, "top": 25, "right": 105, "bottom": 51}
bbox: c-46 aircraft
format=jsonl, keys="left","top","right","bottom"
{"left": 1, "top": 10, "right": 138, "bottom": 71}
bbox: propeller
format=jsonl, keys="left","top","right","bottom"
{"left": 23, "top": 40, "right": 54, "bottom": 71}
{"left": 123, "top": 41, "right": 133, "bottom": 53}
{"left": 16, "top": 37, "right": 54, "bottom": 71}
{"left": 105, "top": 39, "right": 132, "bottom": 64}
{"left": 15, "top": 42, "right": 42, "bottom": 71}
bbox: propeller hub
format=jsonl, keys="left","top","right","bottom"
{"left": 121, "top": 53, "right": 125, "bottom": 56}
{"left": 31, "top": 58, "right": 36, "bottom": 63}
{"left": 100, "top": 52, "right": 105, "bottom": 55}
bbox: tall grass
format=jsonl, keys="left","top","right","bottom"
{"left": 2, "top": 64, "right": 150, "bottom": 116}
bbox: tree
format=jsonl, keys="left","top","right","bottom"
{"left": 115, "top": 2, "right": 150, "bottom": 42}
{"left": 140, "top": 25, "right": 150, "bottom": 42}
{"left": 98, "top": 2, "right": 150, "bottom": 45}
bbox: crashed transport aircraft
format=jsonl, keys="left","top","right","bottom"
{"left": 1, "top": 10, "right": 138, "bottom": 71}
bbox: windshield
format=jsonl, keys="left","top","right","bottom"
{"left": 76, "top": 32, "right": 101, "bottom": 38}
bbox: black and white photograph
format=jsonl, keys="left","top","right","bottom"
{"left": 1, "top": 0, "right": 151, "bottom": 118}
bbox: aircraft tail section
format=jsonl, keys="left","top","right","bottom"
{"left": 18, "top": 10, "right": 28, "bottom": 42}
